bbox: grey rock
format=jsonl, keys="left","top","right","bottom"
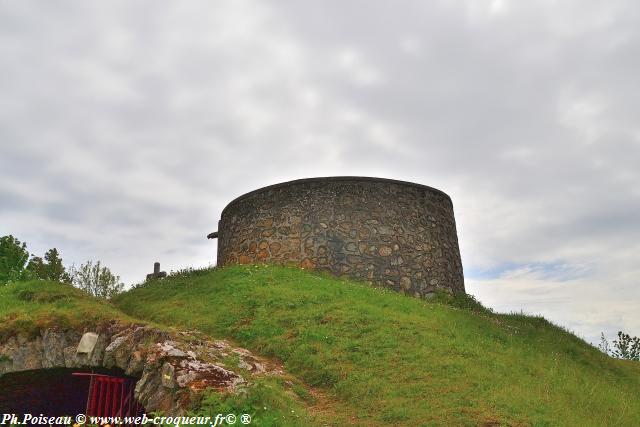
{"left": 89, "top": 333, "right": 110, "bottom": 366}
{"left": 11, "top": 336, "right": 43, "bottom": 371}
{"left": 42, "top": 329, "right": 66, "bottom": 368}
{"left": 103, "top": 335, "right": 133, "bottom": 370}
{"left": 126, "top": 351, "right": 145, "bottom": 376}
{"left": 161, "top": 362, "right": 175, "bottom": 388}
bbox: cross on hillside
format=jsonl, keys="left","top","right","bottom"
{"left": 146, "top": 262, "right": 167, "bottom": 281}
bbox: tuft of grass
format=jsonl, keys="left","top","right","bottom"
{"left": 432, "top": 290, "right": 494, "bottom": 314}
{"left": 113, "top": 264, "right": 640, "bottom": 426}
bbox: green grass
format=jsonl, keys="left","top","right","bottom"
{"left": 2, "top": 269, "right": 638, "bottom": 426}
{"left": 0, "top": 278, "right": 333, "bottom": 426}
{"left": 0, "top": 280, "right": 136, "bottom": 339}
{"left": 112, "top": 265, "right": 640, "bottom": 426}
{"left": 193, "top": 377, "right": 318, "bottom": 427}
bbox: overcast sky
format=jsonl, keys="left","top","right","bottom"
{"left": 1, "top": 0, "right": 638, "bottom": 345}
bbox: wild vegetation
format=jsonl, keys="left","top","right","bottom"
{"left": 0, "top": 235, "right": 32, "bottom": 284}
{"left": 0, "top": 235, "right": 123, "bottom": 298}
{"left": 2, "top": 249, "right": 639, "bottom": 425}
{"left": 599, "top": 331, "right": 640, "bottom": 361}
{"left": 0, "top": 279, "right": 334, "bottom": 426}
{"left": 0, "top": 280, "right": 134, "bottom": 339}
{"left": 114, "top": 265, "right": 640, "bottom": 426}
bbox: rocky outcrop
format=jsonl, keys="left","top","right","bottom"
{"left": 0, "top": 322, "right": 281, "bottom": 415}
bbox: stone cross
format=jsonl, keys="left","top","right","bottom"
{"left": 146, "top": 262, "right": 167, "bottom": 281}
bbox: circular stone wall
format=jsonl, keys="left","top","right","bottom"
{"left": 217, "top": 177, "right": 465, "bottom": 296}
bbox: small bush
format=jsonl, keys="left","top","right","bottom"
{"left": 598, "top": 331, "right": 640, "bottom": 361}
{"left": 68, "top": 260, "right": 124, "bottom": 299}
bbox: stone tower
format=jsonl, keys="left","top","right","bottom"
{"left": 209, "top": 177, "right": 465, "bottom": 297}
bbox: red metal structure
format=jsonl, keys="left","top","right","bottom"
{"left": 72, "top": 373, "right": 144, "bottom": 419}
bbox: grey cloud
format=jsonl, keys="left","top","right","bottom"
{"left": 1, "top": 0, "right": 638, "bottom": 341}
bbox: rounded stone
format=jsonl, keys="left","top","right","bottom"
{"left": 300, "top": 258, "right": 315, "bottom": 270}
{"left": 378, "top": 246, "right": 393, "bottom": 257}
{"left": 269, "top": 242, "right": 282, "bottom": 254}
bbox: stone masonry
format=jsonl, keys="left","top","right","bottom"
{"left": 0, "top": 322, "right": 282, "bottom": 415}
{"left": 215, "top": 177, "right": 465, "bottom": 296}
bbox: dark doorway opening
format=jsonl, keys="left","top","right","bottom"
{"left": 0, "top": 367, "right": 143, "bottom": 422}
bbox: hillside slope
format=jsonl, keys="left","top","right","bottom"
{"left": 0, "top": 280, "right": 342, "bottom": 426}
{"left": 114, "top": 265, "right": 640, "bottom": 426}
{"left": 0, "top": 280, "right": 137, "bottom": 339}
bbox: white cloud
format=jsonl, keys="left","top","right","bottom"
{"left": 1, "top": 0, "right": 639, "bottom": 340}
{"left": 467, "top": 262, "right": 640, "bottom": 344}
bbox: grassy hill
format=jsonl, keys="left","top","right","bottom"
{"left": 0, "top": 280, "right": 136, "bottom": 339}
{"left": 0, "top": 280, "right": 322, "bottom": 426}
{"left": 113, "top": 265, "right": 640, "bottom": 426}
{"left": 1, "top": 266, "right": 639, "bottom": 426}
